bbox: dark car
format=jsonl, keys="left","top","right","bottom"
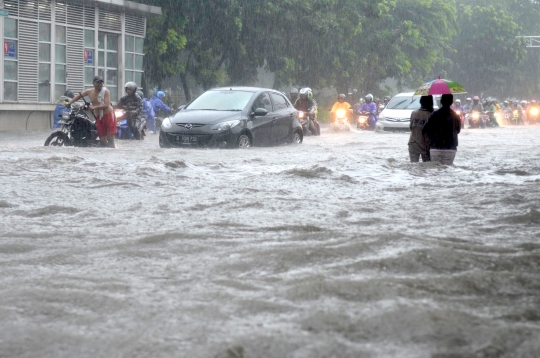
{"left": 159, "top": 87, "right": 303, "bottom": 148}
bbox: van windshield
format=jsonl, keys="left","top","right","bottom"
{"left": 386, "top": 96, "right": 421, "bottom": 110}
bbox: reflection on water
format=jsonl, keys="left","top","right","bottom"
{"left": 0, "top": 126, "right": 539, "bottom": 357}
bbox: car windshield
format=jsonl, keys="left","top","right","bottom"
{"left": 386, "top": 96, "right": 421, "bottom": 110}
{"left": 186, "top": 90, "right": 254, "bottom": 111}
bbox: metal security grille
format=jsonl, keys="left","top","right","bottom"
{"left": 125, "top": 14, "right": 146, "bottom": 37}
{"left": 3, "top": 0, "right": 18, "bottom": 16}
{"left": 67, "top": 27, "right": 84, "bottom": 92}
{"left": 99, "top": 9, "right": 121, "bottom": 32}
{"left": 83, "top": 6, "right": 96, "bottom": 28}
{"left": 55, "top": 1, "right": 67, "bottom": 24}
{"left": 18, "top": 20, "right": 39, "bottom": 101}
{"left": 38, "top": 0, "right": 52, "bottom": 21}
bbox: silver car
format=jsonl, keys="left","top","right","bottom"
{"left": 376, "top": 92, "right": 439, "bottom": 132}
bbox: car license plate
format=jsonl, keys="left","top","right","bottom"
{"left": 180, "top": 135, "right": 197, "bottom": 144}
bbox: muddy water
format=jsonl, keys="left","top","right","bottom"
{"left": 0, "top": 126, "right": 539, "bottom": 357}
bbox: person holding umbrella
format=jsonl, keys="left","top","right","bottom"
{"left": 422, "top": 94, "right": 461, "bottom": 165}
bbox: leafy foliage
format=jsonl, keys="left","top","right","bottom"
{"left": 138, "top": 0, "right": 538, "bottom": 101}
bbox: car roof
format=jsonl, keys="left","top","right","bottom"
{"left": 209, "top": 86, "right": 282, "bottom": 93}
{"left": 392, "top": 92, "right": 442, "bottom": 98}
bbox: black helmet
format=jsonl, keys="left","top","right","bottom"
{"left": 338, "top": 93, "right": 346, "bottom": 100}
{"left": 63, "top": 90, "right": 74, "bottom": 99}
{"left": 124, "top": 81, "right": 137, "bottom": 92}
{"left": 384, "top": 95, "right": 391, "bottom": 101}
{"left": 136, "top": 90, "right": 144, "bottom": 98}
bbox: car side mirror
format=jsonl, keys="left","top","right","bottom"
{"left": 177, "top": 105, "right": 185, "bottom": 111}
{"left": 252, "top": 108, "right": 268, "bottom": 116}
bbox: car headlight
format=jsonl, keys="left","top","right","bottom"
{"left": 378, "top": 113, "right": 385, "bottom": 121}
{"left": 162, "top": 117, "right": 172, "bottom": 129}
{"left": 210, "top": 120, "right": 241, "bottom": 131}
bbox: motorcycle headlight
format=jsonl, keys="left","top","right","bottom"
{"left": 297, "top": 111, "right": 305, "bottom": 119}
{"left": 531, "top": 108, "right": 539, "bottom": 116}
{"left": 336, "top": 109, "right": 346, "bottom": 118}
{"left": 472, "top": 113, "right": 479, "bottom": 119}
{"left": 210, "top": 120, "right": 241, "bottom": 131}
{"left": 162, "top": 117, "right": 172, "bottom": 129}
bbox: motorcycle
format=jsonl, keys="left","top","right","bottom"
{"left": 467, "top": 111, "right": 487, "bottom": 129}
{"left": 44, "top": 94, "right": 101, "bottom": 147}
{"left": 331, "top": 109, "right": 351, "bottom": 131}
{"left": 511, "top": 109, "right": 522, "bottom": 125}
{"left": 297, "top": 108, "right": 319, "bottom": 136}
{"left": 527, "top": 106, "right": 540, "bottom": 124}
{"left": 357, "top": 111, "right": 370, "bottom": 130}
{"left": 114, "top": 108, "right": 146, "bottom": 140}
{"left": 502, "top": 110, "right": 513, "bottom": 126}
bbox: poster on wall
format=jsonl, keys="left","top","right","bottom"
{"left": 84, "top": 49, "right": 94, "bottom": 65}
{"left": 4, "top": 41, "right": 16, "bottom": 58}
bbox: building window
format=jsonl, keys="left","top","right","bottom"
{"left": 125, "top": 35, "right": 144, "bottom": 90}
{"left": 55, "top": 25, "right": 67, "bottom": 100}
{"left": 98, "top": 32, "right": 118, "bottom": 100}
{"left": 84, "top": 29, "right": 95, "bottom": 86}
{"left": 38, "top": 23, "right": 51, "bottom": 102}
{"left": 3, "top": 18, "right": 18, "bottom": 101}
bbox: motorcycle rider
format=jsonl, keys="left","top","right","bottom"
{"left": 330, "top": 94, "right": 352, "bottom": 130}
{"left": 117, "top": 82, "right": 143, "bottom": 139}
{"left": 463, "top": 97, "right": 472, "bottom": 112}
{"left": 150, "top": 90, "right": 172, "bottom": 118}
{"left": 521, "top": 100, "right": 529, "bottom": 124}
{"left": 484, "top": 98, "right": 499, "bottom": 127}
{"left": 290, "top": 88, "right": 299, "bottom": 104}
{"left": 294, "top": 88, "right": 319, "bottom": 136}
{"left": 470, "top": 95, "right": 485, "bottom": 128}
{"left": 513, "top": 100, "right": 524, "bottom": 125}
{"left": 452, "top": 99, "right": 465, "bottom": 128}
{"left": 358, "top": 94, "right": 378, "bottom": 129}
{"left": 381, "top": 95, "right": 391, "bottom": 110}
{"left": 137, "top": 90, "right": 155, "bottom": 133}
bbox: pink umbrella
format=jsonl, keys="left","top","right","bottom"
{"left": 414, "top": 76, "right": 467, "bottom": 96}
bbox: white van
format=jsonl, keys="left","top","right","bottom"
{"left": 376, "top": 92, "right": 439, "bottom": 132}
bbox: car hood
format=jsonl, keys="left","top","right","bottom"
{"left": 171, "top": 110, "right": 242, "bottom": 125}
{"left": 380, "top": 108, "right": 414, "bottom": 120}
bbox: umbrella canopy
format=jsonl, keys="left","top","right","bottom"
{"left": 414, "top": 77, "right": 467, "bottom": 96}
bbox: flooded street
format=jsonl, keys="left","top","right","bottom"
{"left": 1, "top": 126, "right": 539, "bottom": 357}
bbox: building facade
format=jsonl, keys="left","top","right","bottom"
{"left": 0, "top": 0, "right": 161, "bottom": 130}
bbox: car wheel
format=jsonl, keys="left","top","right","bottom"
{"left": 159, "top": 134, "right": 171, "bottom": 148}
{"left": 237, "top": 134, "right": 251, "bottom": 148}
{"left": 291, "top": 130, "right": 303, "bottom": 144}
